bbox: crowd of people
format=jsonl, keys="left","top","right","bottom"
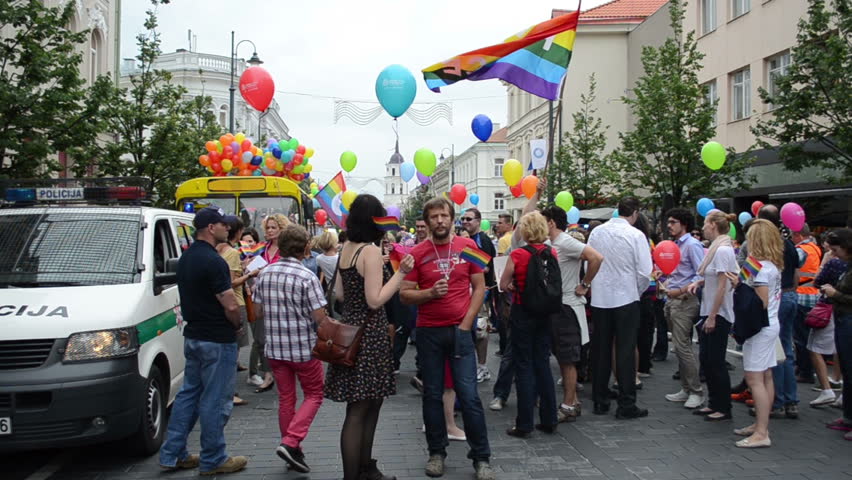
{"left": 156, "top": 180, "right": 852, "bottom": 478}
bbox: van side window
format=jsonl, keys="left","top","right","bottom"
{"left": 173, "top": 220, "right": 195, "bottom": 252}
{"left": 153, "top": 219, "right": 178, "bottom": 275}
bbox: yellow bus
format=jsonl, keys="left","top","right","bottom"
{"left": 174, "top": 176, "right": 313, "bottom": 231}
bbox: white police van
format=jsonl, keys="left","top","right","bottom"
{"left": 0, "top": 178, "right": 193, "bottom": 455}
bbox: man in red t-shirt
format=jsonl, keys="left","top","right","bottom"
{"left": 401, "top": 198, "right": 495, "bottom": 480}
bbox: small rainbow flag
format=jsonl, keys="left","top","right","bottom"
{"left": 739, "top": 255, "right": 763, "bottom": 282}
{"left": 388, "top": 244, "right": 412, "bottom": 272}
{"left": 460, "top": 246, "right": 492, "bottom": 270}
{"left": 315, "top": 172, "right": 347, "bottom": 228}
{"left": 373, "top": 216, "right": 401, "bottom": 232}
{"left": 239, "top": 243, "right": 266, "bottom": 260}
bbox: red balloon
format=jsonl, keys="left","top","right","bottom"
{"left": 296, "top": 145, "right": 306, "bottom": 155}
{"left": 314, "top": 209, "right": 328, "bottom": 225}
{"left": 293, "top": 154, "right": 304, "bottom": 165}
{"left": 211, "top": 161, "right": 222, "bottom": 173}
{"left": 208, "top": 151, "right": 220, "bottom": 162}
{"left": 239, "top": 66, "right": 275, "bottom": 112}
{"left": 751, "top": 200, "right": 764, "bottom": 217}
{"left": 450, "top": 184, "right": 467, "bottom": 205}
{"left": 241, "top": 139, "right": 253, "bottom": 152}
{"left": 653, "top": 240, "right": 681, "bottom": 275}
{"left": 223, "top": 146, "right": 233, "bottom": 157}
{"left": 509, "top": 182, "right": 523, "bottom": 198}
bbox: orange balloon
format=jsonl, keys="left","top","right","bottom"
{"left": 521, "top": 175, "right": 538, "bottom": 199}
{"left": 219, "top": 135, "right": 229, "bottom": 146}
{"left": 198, "top": 154, "right": 210, "bottom": 167}
{"left": 239, "top": 168, "right": 252, "bottom": 176}
{"left": 205, "top": 141, "right": 217, "bottom": 152}
{"left": 266, "top": 157, "right": 277, "bottom": 168}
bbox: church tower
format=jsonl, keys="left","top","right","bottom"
{"left": 383, "top": 141, "right": 407, "bottom": 208}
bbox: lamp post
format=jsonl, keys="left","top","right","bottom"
{"left": 439, "top": 145, "right": 455, "bottom": 185}
{"left": 229, "top": 31, "right": 263, "bottom": 134}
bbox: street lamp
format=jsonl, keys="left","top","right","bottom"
{"left": 439, "top": 145, "right": 455, "bottom": 185}
{"left": 229, "top": 31, "right": 263, "bottom": 134}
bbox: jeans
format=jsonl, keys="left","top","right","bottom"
{"left": 510, "top": 305, "right": 557, "bottom": 431}
{"left": 666, "top": 295, "right": 703, "bottom": 395}
{"left": 416, "top": 325, "right": 490, "bottom": 462}
{"left": 637, "top": 294, "right": 656, "bottom": 372}
{"left": 835, "top": 311, "right": 852, "bottom": 422}
{"left": 492, "top": 330, "right": 515, "bottom": 402}
{"left": 698, "top": 317, "right": 732, "bottom": 414}
{"left": 160, "top": 339, "right": 237, "bottom": 472}
{"left": 591, "top": 302, "right": 640, "bottom": 410}
{"left": 269, "top": 358, "right": 324, "bottom": 449}
{"left": 773, "top": 291, "right": 799, "bottom": 408}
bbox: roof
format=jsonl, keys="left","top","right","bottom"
{"left": 485, "top": 127, "right": 508, "bottom": 143}
{"left": 552, "top": 0, "right": 667, "bottom": 25}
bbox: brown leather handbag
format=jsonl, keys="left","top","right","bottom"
{"left": 312, "top": 318, "right": 363, "bottom": 367}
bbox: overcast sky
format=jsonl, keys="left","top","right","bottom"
{"left": 121, "top": 0, "right": 600, "bottom": 199}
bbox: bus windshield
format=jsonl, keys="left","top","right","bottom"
{"left": 239, "top": 196, "right": 300, "bottom": 232}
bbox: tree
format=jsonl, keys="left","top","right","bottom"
{"left": 0, "top": 1, "right": 105, "bottom": 178}
{"left": 610, "top": 0, "right": 753, "bottom": 212}
{"left": 545, "top": 74, "right": 619, "bottom": 208}
{"left": 403, "top": 185, "right": 430, "bottom": 227}
{"left": 751, "top": 0, "right": 852, "bottom": 182}
{"left": 72, "top": 0, "right": 221, "bottom": 207}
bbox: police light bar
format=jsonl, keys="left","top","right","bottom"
{"left": 1, "top": 177, "right": 150, "bottom": 205}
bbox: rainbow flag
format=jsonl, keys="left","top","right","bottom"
{"left": 460, "top": 246, "right": 492, "bottom": 270}
{"left": 422, "top": 9, "right": 580, "bottom": 100}
{"left": 373, "top": 216, "right": 401, "bottom": 232}
{"left": 315, "top": 172, "right": 347, "bottom": 228}
{"left": 239, "top": 243, "right": 266, "bottom": 260}
{"left": 388, "top": 244, "right": 413, "bottom": 272}
{"left": 739, "top": 256, "right": 763, "bottom": 282}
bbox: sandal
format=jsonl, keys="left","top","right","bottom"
{"left": 255, "top": 381, "right": 275, "bottom": 393}
{"left": 705, "top": 412, "right": 732, "bottom": 421}
{"left": 735, "top": 437, "right": 771, "bottom": 448}
{"left": 233, "top": 396, "right": 248, "bottom": 406}
{"left": 733, "top": 426, "right": 755, "bottom": 436}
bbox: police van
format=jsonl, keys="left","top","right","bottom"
{"left": 0, "top": 178, "right": 193, "bottom": 455}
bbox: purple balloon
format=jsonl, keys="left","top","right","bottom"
{"left": 417, "top": 172, "right": 431, "bottom": 185}
{"left": 386, "top": 205, "right": 401, "bottom": 219}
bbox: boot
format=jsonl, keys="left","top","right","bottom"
{"left": 360, "top": 459, "right": 396, "bottom": 480}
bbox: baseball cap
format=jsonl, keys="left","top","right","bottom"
{"left": 194, "top": 207, "right": 238, "bottom": 229}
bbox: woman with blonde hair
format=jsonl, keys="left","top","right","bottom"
{"left": 499, "top": 211, "right": 558, "bottom": 437}
{"left": 315, "top": 230, "right": 339, "bottom": 284}
{"left": 727, "top": 218, "right": 783, "bottom": 448}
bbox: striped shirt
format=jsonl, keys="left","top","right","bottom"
{"left": 253, "top": 257, "right": 327, "bottom": 362}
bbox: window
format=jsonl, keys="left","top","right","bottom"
{"left": 219, "top": 105, "right": 228, "bottom": 127}
{"left": 731, "top": 68, "right": 750, "bottom": 121}
{"left": 732, "top": 0, "right": 750, "bottom": 18}
{"left": 767, "top": 52, "right": 791, "bottom": 109}
{"left": 392, "top": 168, "right": 395, "bottom": 176}
{"left": 391, "top": 184, "right": 395, "bottom": 195}
{"left": 493, "top": 158, "right": 504, "bottom": 177}
{"left": 494, "top": 193, "right": 505, "bottom": 211}
{"left": 701, "top": 0, "right": 717, "bottom": 34}
{"left": 704, "top": 80, "right": 718, "bottom": 126}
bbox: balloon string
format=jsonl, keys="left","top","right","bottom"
{"left": 393, "top": 117, "right": 399, "bottom": 144}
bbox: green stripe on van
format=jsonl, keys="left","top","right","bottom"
{"left": 137, "top": 310, "right": 178, "bottom": 344}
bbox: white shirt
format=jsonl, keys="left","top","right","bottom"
{"left": 700, "top": 245, "right": 738, "bottom": 322}
{"left": 587, "top": 218, "right": 652, "bottom": 309}
{"left": 317, "top": 253, "right": 338, "bottom": 281}
{"left": 750, "top": 261, "right": 781, "bottom": 327}
{"left": 552, "top": 232, "right": 587, "bottom": 306}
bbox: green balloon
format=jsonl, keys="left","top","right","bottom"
{"left": 481, "top": 219, "right": 491, "bottom": 232}
{"left": 293, "top": 165, "right": 304, "bottom": 174}
{"left": 340, "top": 151, "right": 358, "bottom": 172}
{"left": 288, "top": 138, "right": 299, "bottom": 150}
{"left": 413, "top": 148, "right": 437, "bottom": 176}
{"left": 728, "top": 222, "right": 737, "bottom": 239}
{"left": 555, "top": 191, "right": 574, "bottom": 211}
{"left": 701, "top": 141, "right": 726, "bottom": 170}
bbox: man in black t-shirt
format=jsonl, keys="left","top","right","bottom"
{"left": 159, "top": 207, "right": 248, "bottom": 475}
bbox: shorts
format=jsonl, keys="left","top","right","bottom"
{"left": 550, "top": 304, "right": 582, "bottom": 366}
{"left": 807, "top": 314, "right": 836, "bottom": 355}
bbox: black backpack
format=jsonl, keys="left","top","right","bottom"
{"left": 520, "top": 245, "right": 562, "bottom": 315}
{"left": 731, "top": 282, "right": 769, "bottom": 344}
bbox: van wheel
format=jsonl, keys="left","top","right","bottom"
{"left": 130, "top": 365, "right": 167, "bottom": 456}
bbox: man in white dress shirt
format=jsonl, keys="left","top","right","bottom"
{"left": 587, "top": 197, "right": 653, "bottom": 419}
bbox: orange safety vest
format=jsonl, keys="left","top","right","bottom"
{"left": 797, "top": 241, "right": 822, "bottom": 295}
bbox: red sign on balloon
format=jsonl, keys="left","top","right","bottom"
{"left": 239, "top": 67, "right": 275, "bottom": 112}
{"left": 653, "top": 240, "right": 681, "bottom": 275}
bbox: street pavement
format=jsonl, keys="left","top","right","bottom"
{"left": 5, "top": 333, "right": 851, "bottom": 480}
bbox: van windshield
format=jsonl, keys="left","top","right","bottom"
{"left": 0, "top": 208, "right": 142, "bottom": 287}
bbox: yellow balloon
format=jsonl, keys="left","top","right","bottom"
{"left": 304, "top": 164, "right": 313, "bottom": 173}
{"left": 305, "top": 147, "right": 315, "bottom": 158}
{"left": 221, "top": 159, "right": 233, "bottom": 172}
{"left": 342, "top": 190, "right": 358, "bottom": 210}
{"left": 274, "top": 161, "right": 284, "bottom": 172}
{"left": 235, "top": 132, "right": 246, "bottom": 144}
{"left": 310, "top": 182, "right": 318, "bottom": 190}
{"left": 502, "top": 159, "right": 523, "bottom": 186}
{"left": 409, "top": 228, "right": 415, "bottom": 234}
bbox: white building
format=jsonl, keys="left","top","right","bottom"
{"left": 120, "top": 48, "right": 289, "bottom": 142}
{"left": 383, "top": 145, "right": 409, "bottom": 208}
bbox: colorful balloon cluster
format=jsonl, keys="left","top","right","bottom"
{"left": 198, "top": 133, "right": 315, "bottom": 181}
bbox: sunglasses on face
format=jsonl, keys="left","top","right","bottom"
{"left": 461, "top": 217, "right": 477, "bottom": 222}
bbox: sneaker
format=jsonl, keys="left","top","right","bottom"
{"left": 684, "top": 394, "right": 705, "bottom": 409}
{"left": 488, "top": 397, "right": 505, "bottom": 411}
{"left": 765, "top": 407, "right": 786, "bottom": 419}
{"left": 276, "top": 444, "right": 310, "bottom": 473}
{"left": 247, "top": 374, "right": 263, "bottom": 386}
{"left": 474, "top": 460, "right": 497, "bottom": 480}
{"left": 410, "top": 376, "right": 424, "bottom": 394}
{"left": 200, "top": 456, "right": 248, "bottom": 476}
{"left": 160, "top": 454, "right": 200, "bottom": 471}
{"left": 557, "top": 377, "right": 563, "bottom": 385}
{"left": 425, "top": 454, "right": 445, "bottom": 477}
{"left": 830, "top": 378, "right": 844, "bottom": 389}
{"left": 832, "top": 394, "right": 844, "bottom": 409}
{"left": 785, "top": 404, "right": 799, "bottom": 419}
{"left": 557, "top": 404, "right": 579, "bottom": 423}
{"left": 810, "top": 390, "right": 837, "bottom": 407}
{"left": 476, "top": 366, "right": 491, "bottom": 383}
{"left": 826, "top": 418, "right": 852, "bottom": 431}
{"left": 672, "top": 370, "right": 680, "bottom": 380}
{"left": 665, "top": 389, "right": 689, "bottom": 402}
{"left": 576, "top": 382, "right": 584, "bottom": 392}
{"left": 638, "top": 371, "right": 652, "bottom": 378}
{"left": 732, "top": 391, "right": 752, "bottom": 403}
{"left": 745, "top": 398, "right": 755, "bottom": 407}
{"left": 615, "top": 406, "right": 649, "bottom": 419}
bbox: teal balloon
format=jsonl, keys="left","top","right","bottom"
{"left": 612, "top": 209, "right": 619, "bottom": 218}
{"left": 400, "top": 162, "right": 415, "bottom": 182}
{"left": 375, "top": 64, "right": 417, "bottom": 118}
{"left": 567, "top": 206, "right": 580, "bottom": 224}
{"left": 738, "top": 211, "right": 752, "bottom": 225}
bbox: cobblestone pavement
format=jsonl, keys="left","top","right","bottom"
{"left": 7, "top": 334, "right": 851, "bottom": 480}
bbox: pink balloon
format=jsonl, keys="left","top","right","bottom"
{"left": 780, "top": 202, "right": 806, "bottom": 232}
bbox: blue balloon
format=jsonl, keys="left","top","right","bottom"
{"left": 400, "top": 162, "right": 415, "bottom": 182}
{"left": 470, "top": 193, "right": 480, "bottom": 206}
{"left": 738, "top": 211, "right": 752, "bottom": 225}
{"left": 567, "top": 206, "right": 580, "bottom": 224}
{"left": 696, "top": 198, "right": 715, "bottom": 217}
{"left": 251, "top": 155, "right": 263, "bottom": 166}
{"left": 471, "top": 114, "right": 493, "bottom": 142}
{"left": 285, "top": 150, "right": 295, "bottom": 161}
{"left": 272, "top": 147, "right": 282, "bottom": 159}
{"left": 312, "top": 198, "right": 320, "bottom": 209}
{"left": 375, "top": 64, "right": 417, "bottom": 118}
{"left": 252, "top": 169, "right": 263, "bottom": 176}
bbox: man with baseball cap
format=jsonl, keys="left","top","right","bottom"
{"left": 159, "top": 207, "right": 248, "bottom": 475}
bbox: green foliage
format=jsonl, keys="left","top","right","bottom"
{"left": 610, "top": 0, "right": 753, "bottom": 211}
{"left": 71, "top": 0, "right": 221, "bottom": 207}
{"left": 0, "top": 0, "right": 105, "bottom": 178}
{"left": 403, "top": 185, "right": 430, "bottom": 227}
{"left": 545, "top": 74, "right": 619, "bottom": 208}
{"left": 751, "top": 0, "right": 852, "bottom": 182}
